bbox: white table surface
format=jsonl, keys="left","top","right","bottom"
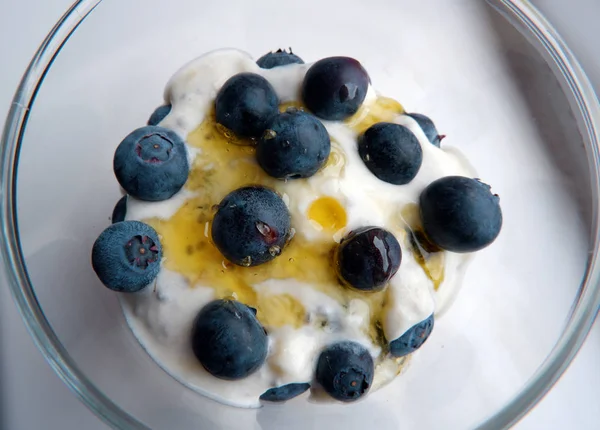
{"left": 1, "top": 1, "right": 599, "bottom": 429}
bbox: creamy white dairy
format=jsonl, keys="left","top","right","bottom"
{"left": 122, "top": 49, "right": 473, "bottom": 408}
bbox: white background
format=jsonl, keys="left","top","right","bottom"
{"left": 1, "top": 0, "right": 599, "bottom": 429}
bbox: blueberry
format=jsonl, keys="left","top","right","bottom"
{"left": 191, "top": 299, "right": 268, "bottom": 380}
{"left": 406, "top": 113, "right": 444, "bottom": 147}
{"left": 215, "top": 73, "right": 279, "bottom": 138}
{"left": 91, "top": 220, "right": 161, "bottom": 292}
{"left": 211, "top": 186, "right": 291, "bottom": 267}
{"left": 260, "top": 383, "right": 311, "bottom": 402}
{"left": 257, "top": 110, "right": 330, "bottom": 180}
{"left": 389, "top": 315, "right": 434, "bottom": 358}
{"left": 302, "top": 57, "right": 370, "bottom": 121}
{"left": 113, "top": 126, "right": 189, "bottom": 201}
{"left": 257, "top": 48, "right": 304, "bottom": 69}
{"left": 147, "top": 104, "right": 172, "bottom": 126}
{"left": 111, "top": 195, "right": 127, "bottom": 224}
{"left": 419, "top": 176, "right": 503, "bottom": 252}
{"left": 316, "top": 341, "right": 374, "bottom": 402}
{"left": 335, "top": 227, "right": 401, "bottom": 292}
{"left": 359, "top": 122, "right": 423, "bottom": 185}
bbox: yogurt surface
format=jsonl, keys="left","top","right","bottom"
{"left": 121, "top": 48, "right": 473, "bottom": 407}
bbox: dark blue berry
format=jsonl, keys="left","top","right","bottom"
{"left": 302, "top": 57, "right": 370, "bottom": 121}
{"left": 406, "top": 113, "right": 444, "bottom": 147}
{"left": 389, "top": 315, "right": 434, "bottom": 358}
{"left": 257, "top": 110, "right": 330, "bottom": 180}
{"left": 113, "top": 126, "right": 189, "bottom": 201}
{"left": 336, "top": 227, "right": 401, "bottom": 292}
{"left": 316, "top": 341, "right": 374, "bottom": 402}
{"left": 211, "top": 186, "right": 291, "bottom": 267}
{"left": 215, "top": 73, "right": 279, "bottom": 138}
{"left": 257, "top": 49, "right": 304, "bottom": 69}
{"left": 91, "top": 221, "right": 161, "bottom": 292}
{"left": 191, "top": 299, "right": 268, "bottom": 380}
{"left": 111, "top": 195, "right": 127, "bottom": 224}
{"left": 359, "top": 122, "right": 423, "bottom": 185}
{"left": 260, "top": 383, "right": 311, "bottom": 402}
{"left": 147, "top": 104, "right": 172, "bottom": 126}
{"left": 419, "top": 176, "right": 502, "bottom": 252}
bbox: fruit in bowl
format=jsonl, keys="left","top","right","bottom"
{"left": 91, "top": 47, "right": 502, "bottom": 407}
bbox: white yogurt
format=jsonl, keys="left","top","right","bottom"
{"left": 121, "top": 49, "right": 473, "bottom": 407}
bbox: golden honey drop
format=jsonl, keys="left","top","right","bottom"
{"left": 307, "top": 196, "right": 347, "bottom": 232}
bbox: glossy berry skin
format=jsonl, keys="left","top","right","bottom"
{"left": 389, "top": 314, "right": 434, "bottom": 358}
{"left": 111, "top": 195, "right": 127, "bottom": 224}
{"left": 257, "top": 110, "right": 331, "bottom": 180}
{"left": 407, "top": 113, "right": 443, "bottom": 147}
{"left": 191, "top": 299, "right": 268, "bottom": 380}
{"left": 316, "top": 341, "right": 374, "bottom": 402}
{"left": 260, "top": 383, "right": 311, "bottom": 402}
{"left": 113, "top": 126, "right": 189, "bottom": 201}
{"left": 420, "top": 176, "right": 503, "bottom": 253}
{"left": 302, "top": 57, "right": 370, "bottom": 121}
{"left": 215, "top": 73, "right": 279, "bottom": 138}
{"left": 336, "top": 227, "right": 401, "bottom": 292}
{"left": 211, "top": 186, "right": 291, "bottom": 267}
{"left": 257, "top": 49, "right": 304, "bottom": 69}
{"left": 147, "top": 104, "right": 172, "bottom": 126}
{"left": 91, "top": 221, "right": 161, "bottom": 292}
{"left": 359, "top": 122, "right": 423, "bottom": 185}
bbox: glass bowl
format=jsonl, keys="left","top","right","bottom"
{"left": 2, "top": 0, "right": 600, "bottom": 429}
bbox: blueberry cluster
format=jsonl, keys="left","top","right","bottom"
{"left": 90, "top": 48, "right": 504, "bottom": 405}
{"left": 214, "top": 68, "right": 331, "bottom": 181}
{"left": 91, "top": 106, "right": 191, "bottom": 294}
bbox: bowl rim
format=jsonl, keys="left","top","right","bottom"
{"left": 1, "top": 1, "right": 599, "bottom": 429}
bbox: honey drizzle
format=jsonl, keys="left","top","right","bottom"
{"left": 346, "top": 96, "right": 405, "bottom": 134}
{"left": 400, "top": 204, "right": 446, "bottom": 290}
{"left": 144, "top": 97, "right": 426, "bottom": 356}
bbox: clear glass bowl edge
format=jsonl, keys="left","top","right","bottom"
{"left": 1, "top": 1, "right": 598, "bottom": 429}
